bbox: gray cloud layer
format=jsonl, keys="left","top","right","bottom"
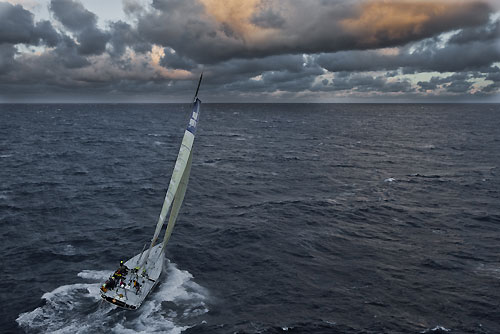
{"left": 0, "top": 0, "right": 498, "bottom": 101}
{"left": 50, "top": 0, "right": 110, "bottom": 55}
{"left": 0, "top": 2, "right": 59, "bottom": 46}
{"left": 131, "top": 0, "right": 493, "bottom": 64}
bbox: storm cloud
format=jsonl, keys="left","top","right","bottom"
{"left": 130, "top": 0, "right": 494, "bottom": 64}
{"left": 50, "top": 0, "right": 110, "bottom": 55}
{"left": 0, "top": 2, "right": 59, "bottom": 46}
{"left": 0, "top": 0, "right": 498, "bottom": 102}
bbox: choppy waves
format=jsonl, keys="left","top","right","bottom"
{"left": 2, "top": 103, "right": 500, "bottom": 333}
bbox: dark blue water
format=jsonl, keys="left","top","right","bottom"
{"left": 1, "top": 103, "right": 500, "bottom": 334}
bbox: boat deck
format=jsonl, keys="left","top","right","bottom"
{"left": 100, "top": 244, "right": 164, "bottom": 310}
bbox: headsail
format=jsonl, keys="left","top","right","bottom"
{"left": 141, "top": 75, "right": 202, "bottom": 268}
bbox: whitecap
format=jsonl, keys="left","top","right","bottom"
{"left": 17, "top": 261, "right": 209, "bottom": 334}
{"left": 384, "top": 177, "right": 396, "bottom": 182}
{"left": 475, "top": 263, "right": 500, "bottom": 278}
{"left": 52, "top": 244, "right": 78, "bottom": 256}
{"left": 325, "top": 199, "right": 338, "bottom": 204}
{"left": 420, "top": 325, "right": 451, "bottom": 333}
{"left": 63, "top": 244, "right": 77, "bottom": 256}
{"left": 77, "top": 270, "right": 110, "bottom": 281}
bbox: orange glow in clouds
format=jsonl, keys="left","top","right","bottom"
{"left": 341, "top": 0, "right": 491, "bottom": 45}
{"left": 150, "top": 45, "right": 192, "bottom": 79}
{"left": 199, "top": 0, "right": 491, "bottom": 50}
{"left": 199, "top": 0, "right": 278, "bottom": 43}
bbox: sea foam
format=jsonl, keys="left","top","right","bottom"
{"left": 16, "top": 261, "right": 208, "bottom": 334}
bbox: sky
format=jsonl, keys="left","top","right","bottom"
{"left": 0, "top": 0, "right": 499, "bottom": 102}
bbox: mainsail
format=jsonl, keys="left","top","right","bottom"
{"left": 140, "top": 77, "right": 202, "bottom": 268}
{"left": 161, "top": 149, "right": 193, "bottom": 248}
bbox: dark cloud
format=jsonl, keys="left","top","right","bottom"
{"left": 316, "top": 34, "right": 500, "bottom": 74}
{"left": 50, "top": 0, "right": 97, "bottom": 31}
{"left": 251, "top": 8, "right": 285, "bottom": 29}
{"left": 480, "top": 81, "right": 500, "bottom": 93}
{"left": 50, "top": 0, "right": 110, "bottom": 55}
{"left": 159, "top": 48, "right": 197, "bottom": 70}
{"left": 108, "top": 21, "right": 151, "bottom": 56}
{"left": 0, "top": 0, "right": 499, "bottom": 102}
{"left": 0, "top": 2, "right": 38, "bottom": 44}
{"left": 256, "top": 65, "right": 323, "bottom": 92}
{"left": 35, "top": 20, "right": 60, "bottom": 47}
{"left": 309, "top": 73, "right": 414, "bottom": 94}
{"left": 380, "top": 80, "right": 413, "bottom": 93}
{"left": 0, "top": 2, "right": 60, "bottom": 46}
{"left": 76, "top": 27, "right": 110, "bottom": 55}
{"left": 417, "top": 73, "right": 483, "bottom": 94}
{"left": 449, "top": 17, "right": 500, "bottom": 44}
{"left": 417, "top": 77, "right": 443, "bottom": 91}
{"left": 0, "top": 44, "right": 16, "bottom": 74}
{"left": 486, "top": 71, "right": 500, "bottom": 83}
{"left": 335, "top": 0, "right": 492, "bottom": 50}
{"left": 127, "top": 0, "right": 494, "bottom": 64}
{"left": 203, "top": 54, "right": 317, "bottom": 86}
{"left": 135, "top": 0, "right": 221, "bottom": 62}
{"left": 53, "top": 35, "right": 91, "bottom": 69}
{"left": 446, "top": 80, "right": 473, "bottom": 93}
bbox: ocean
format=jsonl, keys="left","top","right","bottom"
{"left": 1, "top": 103, "right": 499, "bottom": 333}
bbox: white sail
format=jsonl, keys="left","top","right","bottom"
{"left": 161, "top": 148, "right": 193, "bottom": 249}
{"left": 141, "top": 98, "right": 201, "bottom": 267}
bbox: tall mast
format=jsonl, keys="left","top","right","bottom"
{"left": 140, "top": 74, "right": 203, "bottom": 269}
{"left": 194, "top": 72, "right": 203, "bottom": 101}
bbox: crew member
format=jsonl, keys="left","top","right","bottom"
{"left": 114, "top": 260, "right": 129, "bottom": 279}
{"left": 133, "top": 279, "right": 141, "bottom": 293}
{"left": 119, "top": 260, "right": 129, "bottom": 275}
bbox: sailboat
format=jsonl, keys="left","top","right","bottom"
{"left": 100, "top": 74, "right": 203, "bottom": 310}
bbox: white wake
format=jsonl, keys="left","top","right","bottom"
{"left": 16, "top": 261, "right": 208, "bottom": 333}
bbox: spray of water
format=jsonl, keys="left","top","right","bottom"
{"left": 17, "top": 261, "right": 209, "bottom": 333}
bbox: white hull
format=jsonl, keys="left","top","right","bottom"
{"left": 100, "top": 244, "right": 164, "bottom": 310}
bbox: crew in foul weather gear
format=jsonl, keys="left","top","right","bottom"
{"left": 101, "top": 277, "right": 117, "bottom": 292}
{"left": 113, "top": 261, "right": 129, "bottom": 279}
{"left": 119, "top": 261, "right": 129, "bottom": 274}
{"left": 108, "top": 277, "right": 116, "bottom": 289}
{"left": 113, "top": 270, "right": 122, "bottom": 279}
{"left": 133, "top": 280, "right": 141, "bottom": 293}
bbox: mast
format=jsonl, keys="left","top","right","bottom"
{"left": 140, "top": 73, "right": 203, "bottom": 269}
{"left": 194, "top": 72, "right": 203, "bottom": 101}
